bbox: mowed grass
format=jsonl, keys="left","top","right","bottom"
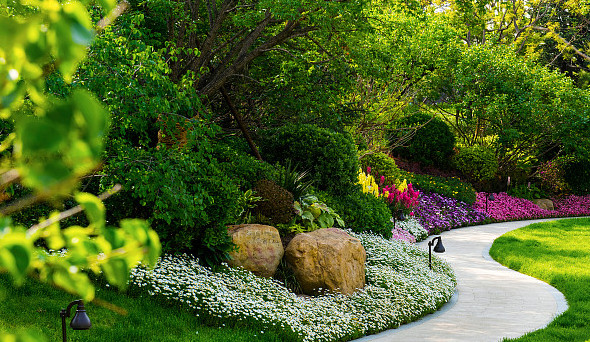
{"left": 489, "top": 218, "right": 590, "bottom": 342}
{"left": 0, "top": 275, "right": 288, "bottom": 342}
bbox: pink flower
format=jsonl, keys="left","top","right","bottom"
{"left": 367, "top": 166, "right": 371, "bottom": 174}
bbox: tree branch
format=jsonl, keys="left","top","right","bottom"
{"left": 27, "top": 184, "right": 122, "bottom": 236}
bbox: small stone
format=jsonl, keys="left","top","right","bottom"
{"left": 533, "top": 199, "right": 554, "bottom": 211}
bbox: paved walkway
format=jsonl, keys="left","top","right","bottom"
{"left": 354, "top": 218, "right": 569, "bottom": 342}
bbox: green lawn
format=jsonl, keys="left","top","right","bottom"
{"left": 0, "top": 275, "right": 288, "bottom": 342}
{"left": 489, "top": 218, "right": 590, "bottom": 342}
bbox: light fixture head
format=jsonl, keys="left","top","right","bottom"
{"left": 70, "top": 302, "right": 91, "bottom": 330}
{"left": 488, "top": 193, "right": 495, "bottom": 201}
{"left": 433, "top": 237, "right": 445, "bottom": 253}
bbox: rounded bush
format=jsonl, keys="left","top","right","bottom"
{"left": 260, "top": 124, "right": 359, "bottom": 196}
{"left": 214, "top": 143, "right": 279, "bottom": 191}
{"left": 391, "top": 113, "right": 455, "bottom": 167}
{"left": 317, "top": 188, "right": 393, "bottom": 239}
{"left": 453, "top": 145, "right": 498, "bottom": 182}
{"left": 360, "top": 152, "right": 402, "bottom": 185}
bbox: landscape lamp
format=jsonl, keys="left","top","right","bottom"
{"left": 485, "top": 193, "right": 495, "bottom": 214}
{"left": 428, "top": 236, "right": 445, "bottom": 270}
{"left": 60, "top": 299, "right": 91, "bottom": 342}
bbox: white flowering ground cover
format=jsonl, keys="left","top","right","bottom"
{"left": 396, "top": 218, "right": 429, "bottom": 242}
{"left": 129, "top": 231, "right": 456, "bottom": 342}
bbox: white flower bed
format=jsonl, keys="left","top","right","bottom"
{"left": 129, "top": 231, "right": 456, "bottom": 342}
{"left": 396, "top": 218, "right": 429, "bottom": 242}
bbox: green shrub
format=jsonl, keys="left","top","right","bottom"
{"left": 102, "top": 145, "right": 239, "bottom": 266}
{"left": 317, "top": 188, "right": 392, "bottom": 239}
{"left": 260, "top": 124, "right": 359, "bottom": 196}
{"left": 359, "top": 152, "right": 402, "bottom": 185}
{"left": 507, "top": 183, "right": 547, "bottom": 200}
{"left": 400, "top": 172, "right": 477, "bottom": 204}
{"left": 214, "top": 143, "right": 279, "bottom": 191}
{"left": 391, "top": 113, "right": 455, "bottom": 167}
{"left": 453, "top": 145, "right": 498, "bottom": 182}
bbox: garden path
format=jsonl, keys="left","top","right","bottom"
{"left": 353, "top": 218, "right": 569, "bottom": 342}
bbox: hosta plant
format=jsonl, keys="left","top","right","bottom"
{"left": 292, "top": 195, "right": 345, "bottom": 231}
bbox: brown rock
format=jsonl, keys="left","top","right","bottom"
{"left": 285, "top": 228, "right": 366, "bottom": 295}
{"left": 227, "top": 224, "right": 284, "bottom": 278}
{"left": 533, "top": 199, "right": 554, "bottom": 211}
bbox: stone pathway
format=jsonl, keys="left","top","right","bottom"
{"left": 354, "top": 218, "right": 569, "bottom": 342}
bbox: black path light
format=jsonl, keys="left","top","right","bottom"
{"left": 60, "top": 299, "right": 91, "bottom": 342}
{"left": 485, "top": 193, "right": 495, "bottom": 215}
{"left": 428, "top": 236, "right": 445, "bottom": 270}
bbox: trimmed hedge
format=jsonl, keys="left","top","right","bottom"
{"left": 391, "top": 113, "right": 455, "bottom": 167}
{"left": 317, "top": 188, "right": 393, "bottom": 239}
{"left": 260, "top": 124, "right": 359, "bottom": 196}
{"left": 359, "top": 152, "right": 402, "bottom": 185}
{"left": 402, "top": 172, "right": 477, "bottom": 205}
{"left": 453, "top": 145, "right": 498, "bottom": 182}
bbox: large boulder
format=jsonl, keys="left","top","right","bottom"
{"left": 533, "top": 199, "right": 554, "bottom": 211}
{"left": 226, "top": 224, "right": 284, "bottom": 278}
{"left": 285, "top": 228, "right": 366, "bottom": 295}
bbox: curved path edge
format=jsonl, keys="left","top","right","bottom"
{"left": 354, "top": 218, "right": 572, "bottom": 342}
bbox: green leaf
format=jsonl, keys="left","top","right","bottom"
{"left": 70, "top": 21, "right": 93, "bottom": 45}
{"left": 101, "top": 257, "right": 129, "bottom": 289}
{"left": 75, "top": 192, "right": 105, "bottom": 230}
{"left": 0, "top": 233, "right": 32, "bottom": 284}
{"left": 53, "top": 267, "right": 94, "bottom": 301}
{"left": 317, "top": 212, "right": 334, "bottom": 228}
{"left": 1, "top": 80, "right": 25, "bottom": 111}
{"left": 96, "top": 0, "right": 118, "bottom": 12}
{"left": 17, "top": 120, "right": 64, "bottom": 154}
{"left": 21, "top": 159, "right": 71, "bottom": 190}
{"left": 0, "top": 330, "right": 48, "bottom": 342}
{"left": 301, "top": 211, "right": 314, "bottom": 222}
{"left": 120, "top": 219, "right": 161, "bottom": 267}
{"left": 102, "top": 227, "right": 125, "bottom": 249}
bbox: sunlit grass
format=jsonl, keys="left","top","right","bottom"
{"left": 489, "top": 218, "right": 590, "bottom": 341}
{"left": 0, "top": 275, "right": 289, "bottom": 341}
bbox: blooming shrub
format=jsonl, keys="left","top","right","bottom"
{"left": 414, "top": 192, "right": 487, "bottom": 234}
{"left": 395, "top": 218, "right": 429, "bottom": 242}
{"left": 474, "top": 192, "right": 590, "bottom": 221}
{"left": 129, "top": 231, "right": 456, "bottom": 342}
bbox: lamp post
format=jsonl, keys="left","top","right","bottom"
{"left": 60, "top": 299, "right": 91, "bottom": 342}
{"left": 485, "top": 193, "right": 495, "bottom": 215}
{"left": 428, "top": 236, "right": 445, "bottom": 270}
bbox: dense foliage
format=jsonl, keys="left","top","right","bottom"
{"left": 318, "top": 189, "right": 393, "bottom": 239}
{"left": 453, "top": 145, "right": 499, "bottom": 183}
{"left": 260, "top": 124, "right": 359, "bottom": 196}
{"left": 102, "top": 146, "right": 238, "bottom": 263}
{"left": 392, "top": 113, "right": 456, "bottom": 167}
